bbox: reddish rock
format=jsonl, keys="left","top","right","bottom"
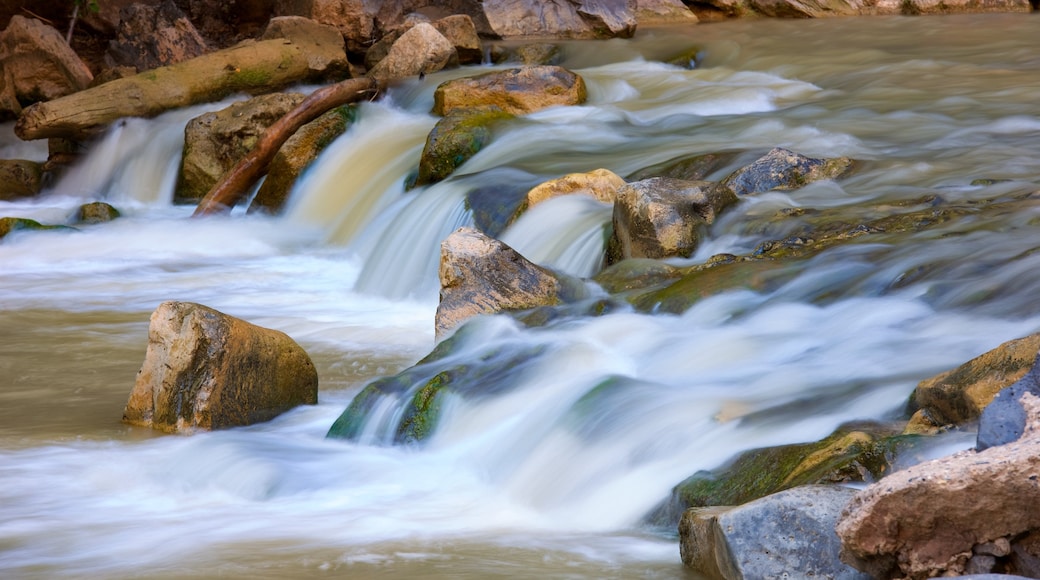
{"left": 106, "top": 0, "right": 208, "bottom": 71}
{"left": 0, "top": 16, "right": 93, "bottom": 106}
{"left": 274, "top": 0, "right": 378, "bottom": 54}
{"left": 367, "top": 22, "right": 455, "bottom": 84}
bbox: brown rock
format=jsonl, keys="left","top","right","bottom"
{"left": 635, "top": 0, "right": 700, "bottom": 24}
{"left": 373, "top": 0, "right": 495, "bottom": 37}
{"left": 606, "top": 177, "right": 738, "bottom": 264}
{"left": 482, "top": 0, "right": 636, "bottom": 39}
{"left": 909, "top": 332, "right": 1040, "bottom": 428}
{"left": 274, "top": 0, "right": 378, "bottom": 54}
{"left": 74, "top": 201, "right": 120, "bottom": 224}
{"left": 436, "top": 227, "right": 585, "bottom": 338}
{"left": 0, "top": 16, "right": 93, "bottom": 105}
{"left": 0, "top": 159, "right": 42, "bottom": 200}
{"left": 106, "top": 0, "right": 208, "bottom": 72}
{"left": 176, "top": 92, "right": 308, "bottom": 202}
{"left": 367, "top": 22, "right": 456, "bottom": 84}
{"left": 433, "top": 65, "right": 587, "bottom": 116}
{"left": 837, "top": 393, "right": 1040, "bottom": 579}
{"left": 525, "top": 168, "right": 625, "bottom": 209}
{"left": 431, "top": 14, "right": 483, "bottom": 65}
{"left": 123, "top": 301, "right": 318, "bottom": 433}
{"left": 259, "top": 16, "right": 349, "bottom": 78}
{"left": 249, "top": 105, "right": 354, "bottom": 214}
{"left": 870, "top": 0, "right": 1031, "bottom": 13}
{"left": 746, "top": 0, "right": 866, "bottom": 17}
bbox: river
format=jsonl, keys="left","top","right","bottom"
{"left": 1, "top": 13, "right": 1039, "bottom": 579}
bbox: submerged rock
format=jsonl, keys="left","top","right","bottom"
{"left": 436, "top": 227, "right": 587, "bottom": 338}
{"left": 414, "top": 106, "right": 513, "bottom": 188}
{"left": 524, "top": 168, "right": 626, "bottom": 211}
{"left": 123, "top": 301, "right": 318, "bottom": 433}
{"left": 681, "top": 485, "right": 869, "bottom": 579}
{"left": 652, "top": 421, "right": 912, "bottom": 526}
{"left": 175, "top": 92, "right": 307, "bottom": 202}
{"left": 720, "top": 147, "right": 855, "bottom": 196}
{"left": 605, "top": 177, "right": 738, "bottom": 265}
{"left": 837, "top": 393, "right": 1040, "bottom": 579}
{"left": 75, "top": 202, "right": 121, "bottom": 224}
{"left": 627, "top": 151, "right": 738, "bottom": 182}
{"left": 433, "top": 65, "right": 587, "bottom": 116}
{"left": 0, "top": 216, "right": 72, "bottom": 240}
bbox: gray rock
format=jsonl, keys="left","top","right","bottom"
{"left": 721, "top": 147, "right": 854, "bottom": 197}
{"left": 977, "top": 351, "right": 1040, "bottom": 450}
{"left": 680, "top": 485, "right": 870, "bottom": 579}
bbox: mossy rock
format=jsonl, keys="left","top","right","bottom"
{"left": 328, "top": 337, "right": 548, "bottom": 444}
{"left": 0, "top": 217, "right": 74, "bottom": 240}
{"left": 648, "top": 422, "right": 920, "bottom": 526}
{"left": 75, "top": 202, "right": 121, "bottom": 224}
{"left": 413, "top": 106, "right": 514, "bottom": 188}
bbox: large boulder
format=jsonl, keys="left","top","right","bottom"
{"left": 123, "top": 301, "right": 318, "bottom": 433}
{"left": 907, "top": 332, "right": 1040, "bottom": 432}
{"left": 837, "top": 393, "right": 1040, "bottom": 579}
{"left": 482, "top": 0, "right": 637, "bottom": 39}
{"left": 258, "top": 16, "right": 350, "bottom": 79}
{"left": 436, "top": 227, "right": 586, "bottom": 338}
{"left": 605, "top": 177, "right": 737, "bottom": 265}
{"left": 524, "top": 168, "right": 626, "bottom": 209}
{"left": 0, "top": 159, "right": 42, "bottom": 200}
{"left": 0, "top": 16, "right": 93, "bottom": 113}
{"left": 414, "top": 106, "right": 512, "bottom": 188}
{"left": 430, "top": 14, "right": 483, "bottom": 65}
{"left": 681, "top": 485, "right": 870, "bottom": 579}
{"left": 745, "top": 0, "right": 866, "bottom": 17}
{"left": 105, "top": 0, "right": 208, "bottom": 72}
{"left": 274, "top": 0, "right": 378, "bottom": 54}
{"left": 175, "top": 92, "right": 307, "bottom": 202}
{"left": 249, "top": 105, "right": 355, "bottom": 214}
{"left": 720, "top": 147, "right": 854, "bottom": 196}
{"left": 367, "top": 22, "right": 456, "bottom": 84}
{"left": 433, "top": 65, "right": 587, "bottom": 116}
{"left": 634, "top": 0, "right": 700, "bottom": 24}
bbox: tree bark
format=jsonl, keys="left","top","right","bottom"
{"left": 192, "top": 77, "right": 379, "bottom": 217}
{"left": 15, "top": 38, "right": 347, "bottom": 141}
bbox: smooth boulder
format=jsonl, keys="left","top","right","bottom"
{"left": 433, "top": 66, "right": 587, "bottom": 116}
{"left": 123, "top": 301, "right": 318, "bottom": 433}
{"left": 635, "top": 0, "right": 700, "bottom": 23}
{"left": 482, "top": 0, "right": 636, "bottom": 39}
{"left": 367, "top": 23, "right": 456, "bottom": 84}
{"left": 606, "top": 177, "right": 737, "bottom": 265}
{"left": 0, "top": 16, "right": 93, "bottom": 117}
{"left": 525, "top": 168, "right": 626, "bottom": 209}
{"left": 680, "top": 485, "right": 870, "bottom": 579}
{"left": 436, "top": 227, "right": 586, "bottom": 338}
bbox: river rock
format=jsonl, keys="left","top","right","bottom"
{"left": 525, "top": 168, "right": 626, "bottom": 210}
{"left": 434, "top": 66, "right": 587, "bottom": 117}
{"left": 720, "top": 147, "right": 854, "bottom": 196}
{"left": 430, "top": 14, "right": 483, "bottom": 65}
{"left": 635, "top": 0, "right": 700, "bottom": 23}
{"left": 465, "top": 179, "right": 539, "bottom": 237}
{"left": 367, "top": 22, "right": 456, "bottom": 84}
{"left": 907, "top": 332, "right": 1040, "bottom": 432}
{"left": 106, "top": 0, "right": 208, "bottom": 72}
{"left": 123, "top": 301, "right": 318, "bottom": 433}
{"left": 274, "top": 0, "right": 377, "bottom": 54}
{"left": 746, "top": 0, "right": 865, "bottom": 17}
{"left": 977, "top": 350, "right": 1040, "bottom": 450}
{"left": 0, "top": 15, "right": 93, "bottom": 111}
{"left": 0, "top": 216, "right": 70, "bottom": 240}
{"left": 74, "top": 201, "right": 120, "bottom": 224}
{"left": 483, "top": 0, "right": 636, "bottom": 39}
{"left": 175, "top": 92, "right": 307, "bottom": 202}
{"left": 605, "top": 177, "right": 737, "bottom": 265}
{"left": 414, "top": 106, "right": 512, "bottom": 188}
{"left": 249, "top": 105, "right": 355, "bottom": 214}
{"left": 0, "top": 159, "right": 42, "bottom": 200}
{"left": 838, "top": 392, "right": 1040, "bottom": 579}
{"left": 627, "top": 151, "right": 739, "bottom": 182}
{"left": 652, "top": 421, "right": 909, "bottom": 526}
{"left": 258, "top": 16, "right": 349, "bottom": 78}
{"left": 373, "top": 0, "right": 496, "bottom": 37}
{"left": 681, "top": 485, "right": 870, "bottom": 579}
{"left": 436, "top": 227, "right": 586, "bottom": 338}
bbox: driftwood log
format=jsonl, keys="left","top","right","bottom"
{"left": 192, "top": 77, "right": 378, "bottom": 217}
{"left": 15, "top": 38, "right": 345, "bottom": 141}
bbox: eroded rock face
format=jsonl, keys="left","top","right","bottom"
{"left": 0, "top": 16, "right": 93, "bottom": 111}
{"left": 176, "top": 92, "right": 307, "bottom": 202}
{"left": 721, "top": 147, "right": 854, "bottom": 196}
{"left": 837, "top": 393, "right": 1040, "bottom": 579}
{"left": 433, "top": 65, "right": 587, "bottom": 116}
{"left": 274, "top": 0, "right": 378, "bottom": 54}
{"left": 106, "top": 0, "right": 208, "bottom": 72}
{"left": 606, "top": 177, "right": 737, "bottom": 265}
{"left": 367, "top": 22, "right": 456, "bottom": 84}
{"left": 123, "top": 301, "right": 318, "bottom": 433}
{"left": 681, "top": 485, "right": 870, "bottom": 579}
{"left": 525, "top": 168, "right": 626, "bottom": 209}
{"left": 436, "top": 227, "right": 585, "bottom": 338}
{"left": 483, "top": 0, "right": 636, "bottom": 38}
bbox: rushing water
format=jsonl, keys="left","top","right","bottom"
{"left": 2, "top": 13, "right": 1040, "bottom": 579}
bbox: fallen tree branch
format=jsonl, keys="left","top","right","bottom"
{"left": 192, "top": 77, "right": 379, "bottom": 217}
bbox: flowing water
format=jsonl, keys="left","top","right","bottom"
{"left": 2, "top": 13, "right": 1039, "bottom": 579}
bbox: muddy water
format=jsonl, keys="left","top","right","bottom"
{"left": 2, "top": 13, "right": 1039, "bottom": 579}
